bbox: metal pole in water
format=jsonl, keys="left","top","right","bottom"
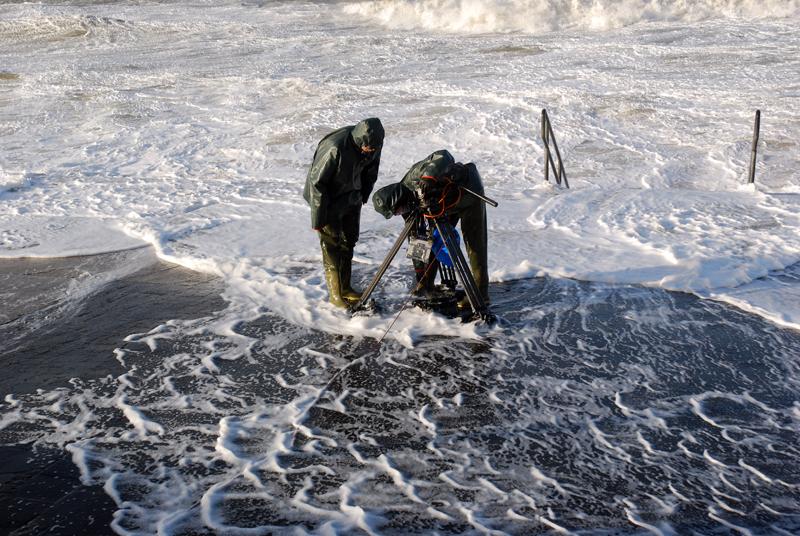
{"left": 542, "top": 109, "right": 550, "bottom": 184}
{"left": 748, "top": 109, "right": 761, "bottom": 184}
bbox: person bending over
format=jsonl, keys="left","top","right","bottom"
{"left": 304, "top": 118, "right": 385, "bottom": 307}
{"left": 372, "top": 149, "right": 489, "bottom": 306}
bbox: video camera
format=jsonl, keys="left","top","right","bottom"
{"left": 409, "top": 163, "right": 467, "bottom": 217}
{"left": 411, "top": 164, "right": 498, "bottom": 219}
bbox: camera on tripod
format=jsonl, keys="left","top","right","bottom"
{"left": 352, "top": 164, "right": 497, "bottom": 323}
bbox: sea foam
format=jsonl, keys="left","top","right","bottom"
{"left": 344, "top": 0, "right": 800, "bottom": 34}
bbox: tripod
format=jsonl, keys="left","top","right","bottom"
{"left": 350, "top": 187, "right": 496, "bottom": 323}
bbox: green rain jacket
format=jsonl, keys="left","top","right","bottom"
{"left": 303, "top": 118, "right": 385, "bottom": 229}
{"left": 373, "top": 150, "right": 484, "bottom": 219}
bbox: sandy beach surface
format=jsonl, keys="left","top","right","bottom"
{"left": 0, "top": 249, "right": 225, "bottom": 535}
{"left": 2, "top": 249, "right": 799, "bottom": 534}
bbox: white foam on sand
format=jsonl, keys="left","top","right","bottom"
{"left": 490, "top": 187, "right": 800, "bottom": 328}
{"left": 0, "top": 215, "right": 147, "bottom": 258}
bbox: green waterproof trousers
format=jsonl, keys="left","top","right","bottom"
{"left": 449, "top": 199, "right": 489, "bottom": 303}
{"left": 318, "top": 207, "right": 362, "bottom": 307}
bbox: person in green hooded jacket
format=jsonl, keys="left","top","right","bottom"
{"left": 372, "top": 149, "right": 490, "bottom": 306}
{"left": 304, "top": 118, "right": 385, "bottom": 308}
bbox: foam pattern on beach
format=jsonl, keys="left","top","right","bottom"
{"left": 2, "top": 278, "right": 799, "bottom": 533}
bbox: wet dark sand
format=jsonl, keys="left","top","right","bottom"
{"left": 2, "top": 252, "right": 799, "bottom": 534}
{"left": 0, "top": 250, "right": 226, "bottom": 535}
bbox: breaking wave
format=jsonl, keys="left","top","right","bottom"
{"left": 343, "top": 0, "right": 800, "bottom": 33}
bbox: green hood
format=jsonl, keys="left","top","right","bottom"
{"left": 351, "top": 117, "right": 385, "bottom": 149}
{"left": 418, "top": 150, "right": 454, "bottom": 179}
{"left": 400, "top": 150, "right": 456, "bottom": 195}
{"left": 372, "top": 182, "right": 408, "bottom": 219}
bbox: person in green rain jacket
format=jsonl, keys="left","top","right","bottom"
{"left": 372, "top": 150, "right": 490, "bottom": 306}
{"left": 303, "top": 118, "right": 385, "bottom": 307}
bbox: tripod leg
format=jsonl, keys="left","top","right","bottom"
{"left": 433, "top": 220, "right": 489, "bottom": 319}
{"left": 350, "top": 215, "right": 417, "bottom": 313}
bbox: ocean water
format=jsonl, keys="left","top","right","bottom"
{"left": 1, "top": 0, "right": 800, "bottom": 533}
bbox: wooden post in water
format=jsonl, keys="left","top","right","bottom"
{"left": 747, "top": 109, "right": 760, "bottom": 184}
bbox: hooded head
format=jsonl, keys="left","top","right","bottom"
{"left": 351, "top": 117, "right": 385, "bottom": 153}
{"left": 372, "top": 182, "right": 409, "bottom": 219}
{"left": 418, "top": 150, "right": 455, "bottom": 179}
